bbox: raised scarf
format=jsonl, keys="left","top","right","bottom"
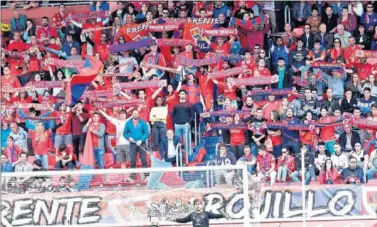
{"left": 81, "top": 89, "right": 119, "bottom": 99}
{"left": 46, "top": 58, "right": 85, "bottom": 69}
{"left": 108, "top": 38, "right": 154, "bottom": 53}
{"left": 25, "top": 116, "right": 60, "bottom": 120}
{"left": 116, "top": 80, "right": 167, "bottom": 90}
{"left": 93, "top": 99, "right": 144, "bottom": 108}
{"left": 82, "top": 26, "right": 113, "bottom": 33}
{"left": 68, "top": 10, "right": 109, "bottom": 21}
{"left": 156, "top": 39, "right": 195, "bottom": 47}
{"left": 209, "top": 123, "right": 249, "bottom": 129}
{"left": 246, "top": 88, "right": 292, "bottom": 96}
{"left": 148, "top": 23, "right": 180, "bottom": 32}
{"left": 202, "top": 28, "right": 237, "bottom": 37}
{"left": 175, "top": 55, "right": 220, "bottom": 67}
{"left": 26, "top": 81, "right": 64, "bottom": 88}
{"left": 310, "top": 62, "right": 343, "bottom": 71}
{"left": 2, "top": 48, "right": 28, "bottom": 58}
{"left": 220, "top": 54, "right": 245, "bottom": 62}
{"left": 38, "top": 45, "right": 68, "bottom": 59}
{"left": 16, "top": 103, "right": 49, "bottom": 110}
{"left": 355, "top": 50, "right": 377, "bottom": 58}
{"left": 231, "top": 76, "right": 278, "bottom": 87}
{"left": 229, "top": 15, "right": 266, "bottom": 30}
{"left": 201, "top": 110, "right": 253, "bottom": 118}
{"left": 208, "top": 67, "right": 245, "bottom": 79}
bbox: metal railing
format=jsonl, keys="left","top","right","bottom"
{"left": 284, "top": 5, "right": 291, "bottom": 25}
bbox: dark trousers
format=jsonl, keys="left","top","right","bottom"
{"left": 130, "top": 142, "right": 149, "bottom": 179}
{"left": 151, "top": 122, "right": 167, "bottom": 150}
{"left": 55, "top": 160, "right": 76, "bottom": 170}
{"left": 230, "top": 144, "right": 245, "bottom": 160}
{"left": 72, "top": 134, "right": 85, "bottom": 161}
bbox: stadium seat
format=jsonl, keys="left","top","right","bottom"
{"left": 103, "top": 153, "right": 114, "bottom": 169}
{"left": 48, "top": 154, "right": 56, "bottom": 170}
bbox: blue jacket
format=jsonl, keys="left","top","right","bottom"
{"left": 343, "top": 167, "right": 364, "bottom": 184}
{"left": 61, "top": 41, "right": 81, "bottom": 57}
{"left": 321, "top": 70, "right": 347, "bottom": 98}
{"left": 1, "top": 128, "right": 10, "bottom": 148}
{"left": 124, "top": 119, "right": 149, "bottom": 142}
{"left": 1, "top": 162, "right": 14, "bottom": 172}
{"left": 281, "top": 117, "right": 301, "bottom": 142}
{"left": 159, "top": 135, "right": 181, "bottom": 160}
{"left": 90, "top": 1, "right": 109, "bottom": 11}
{"left": 361, "top": 13, "right": 377, "bottom": 31}
{"left": 270, "top": 44, "right": 289, "bottom": 66}
{"left": 11, "top": 14, "right": 26, "bottom": 33}
{"left": 213, "top": 4, "right": 229, "bottom": 18}
{"left": 18, "top": 109, "right": 51, "bottom": 131}
{"left": 292, "top": 3, "right": 312, "bottom": 21}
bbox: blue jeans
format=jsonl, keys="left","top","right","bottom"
{"left": 250, "top": 142, "right": 258, "bottom": 158}
{"left": 94, "top": 148, "right": 105, "bottom": 169}
{"left": 272, "top": 145, "right": 282, "bottom": 159}
{"left": 277, "top": 166, "right": 290, "bottom": 181}
{"left": 292, "top": 170, "right": 312, "bottom": 185}
{"left": 34, "top": 154, "right": 48, "bottom": 169}
{"left": 366, "top": 169, "right": 377, "bottom": 182}
{"left": 282, "top": 140, "right": 300, "bottom": 155}
{"left": 175, "top": 124, "right": 191, "bottom": 157}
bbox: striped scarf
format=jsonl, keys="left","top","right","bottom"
{"left": 208, "top": 67, "right": 245, "bottom": 79}
{"left": 108, "top": 38, "right": 153, "bottom": 53}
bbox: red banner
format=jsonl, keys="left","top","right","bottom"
{"left": 119, "top": 21, "right": 152, "bottom": 41}
{"left": 68, "top": 10, "right": 110, "bottom": 21}
{"left": 148, "top": 23, "right": 180, "bottom": 32}
{"left": 202, "top": 28, "right": 237, "bottom": 37}
{"left": 355, "top": 50, "right": 377, "bottom": 58}
{"left": 183, "top": 18, "right": 218, "bottom": 40}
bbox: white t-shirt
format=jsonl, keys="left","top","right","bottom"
{"left": 118, "top": 56, "right": 138, "bottom": 74}
{"left": 107, "top": 116, "right": 129, "bottom": 145}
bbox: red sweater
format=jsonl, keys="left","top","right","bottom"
{"left": 31, "top": 130, "right": 52, "bottom": 155}
{"left": 319, "top": 169, "right": 339, "bottom": 184}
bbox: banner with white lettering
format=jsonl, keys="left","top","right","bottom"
{"left": 1, "top": 185, "right": 377, "bottom": 226}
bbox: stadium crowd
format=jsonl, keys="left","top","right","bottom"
{"left": 2, "top": 0, "right": 377, "bottom": 187}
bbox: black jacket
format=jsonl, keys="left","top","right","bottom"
{"left": 300, "top": 33, "right": 315, "bottom": 49}
{"left": 339, "top": 132, "right": 361, "bottom": 152}
{"left": 341, "top": 98, "right": 358, "bottom": 114}
{"left": 354, "top": 32, "right": 371, "bottom": 50}
{"left": 272, "top": 66, "right": 291, "bottom": 88}
{"left": 321, "top": 14, "right": 338, "bottom": 33}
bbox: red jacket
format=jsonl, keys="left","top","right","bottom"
{"left": 276, "top": 155, "right": 295, "bottom": 172}
{"left": 319, "top": 168, "right": 339, "bottom": 184}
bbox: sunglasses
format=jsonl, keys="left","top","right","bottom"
{"left": 282, "top": 151, "right": 288, "bottom": 154}
{"left": 163, "top": 12, "right": 168, "bottom": 14}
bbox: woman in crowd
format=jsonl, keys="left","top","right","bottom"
{"left": 150, "top": 96, "right": 168, "bottom": 150}
{"left": 276, "top": 147, "right": 295, "bottom": 182}
{"left": 319, "top": 158, "right": 339, "bottom": 184}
